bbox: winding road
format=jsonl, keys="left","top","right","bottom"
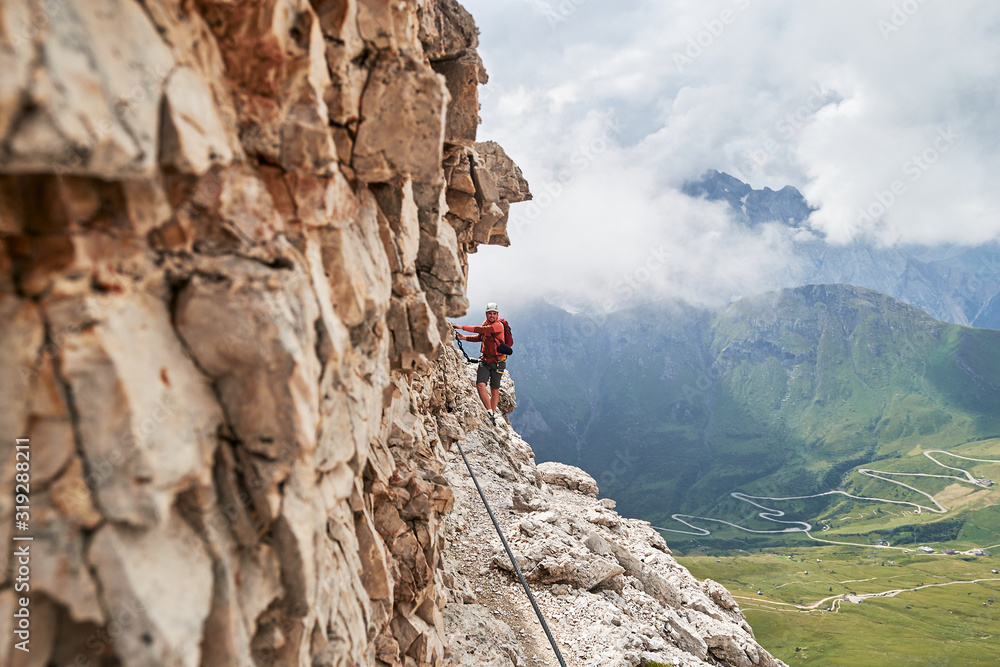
{"left": 654, "top": 450, "right": 1000, "bottom": 545}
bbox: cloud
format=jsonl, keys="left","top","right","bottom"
{"left": 462, "top": 0, "right": 1000, "bottom": 309}
{"left": 468, "top": 116, "right": 806, "bottom": 311}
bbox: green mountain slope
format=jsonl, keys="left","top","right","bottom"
{"left": 508, "top": 285, "right": 1000, "bottom": 538}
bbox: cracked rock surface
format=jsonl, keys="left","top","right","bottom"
{"left": 434, "top": 349, "right": 787, "bottom": 667}
{"left": 1, "top": 1, "right": 526, "bottom": 665}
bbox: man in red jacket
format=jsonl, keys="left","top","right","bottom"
{"left": 453, "top": 302, "right": 506, "bottom": 425}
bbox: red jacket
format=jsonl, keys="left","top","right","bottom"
{"left": 460, "top": 320, "right": 507, "bottom": 362}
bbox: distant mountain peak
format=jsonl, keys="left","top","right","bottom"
{"left": 683, "top": 169, "right": 815, "bottom": 228}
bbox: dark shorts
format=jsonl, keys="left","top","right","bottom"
{"left": 477, "top": 360, "right": 506, "bottom": 389}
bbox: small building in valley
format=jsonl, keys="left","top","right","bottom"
{"left": 918, "top": 546, "right": 935, "bottom": 554}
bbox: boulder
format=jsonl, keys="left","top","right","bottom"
{"left": 537, "top": 461, "right": 599, "bottom": 496}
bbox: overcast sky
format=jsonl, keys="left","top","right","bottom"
{"left": 462, "top": 0, "right": 1000, "bottom": 312}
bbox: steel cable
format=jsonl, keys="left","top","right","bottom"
{"left": 454, "top": 437, "right": 569, "bottom": 667}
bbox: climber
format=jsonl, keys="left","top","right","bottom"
{"left": 453, "top": 302, "right": 506, "bottom": 425}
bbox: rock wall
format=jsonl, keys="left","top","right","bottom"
{"left": 0, "top": 1, "right": 527, "bottom": 665}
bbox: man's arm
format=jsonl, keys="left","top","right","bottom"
{"left": 451, "top": 323, "right": 483, "bottom": 342}
{"left": 459, "top": 323, "right": 499, "bottom": 335}
{"left": 452, "top": 322, "right": 491, "bottom": 340}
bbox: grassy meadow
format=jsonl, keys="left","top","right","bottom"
{"left": 678, "top": 547, "right": 1000, "bottom": 665}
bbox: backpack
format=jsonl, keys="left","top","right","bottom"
{"left": 495, "top": 318, "right": 514, "bottom": 356}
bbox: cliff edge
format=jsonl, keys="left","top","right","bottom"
{"left": 1, "top": 0, "right": 525, "bottom": 664}
{"left": 423, "top": 348, "right": 785, "bottom": 667}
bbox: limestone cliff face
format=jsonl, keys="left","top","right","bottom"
{"left": 0, "top": 1, "right": 526, "bottom": 665}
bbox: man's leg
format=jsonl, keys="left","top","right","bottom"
{"left": 488, "top": 362, "right": 504, "bottom": 414}
{"left": 476, "top": 382, "right": 491, "bottom": 410}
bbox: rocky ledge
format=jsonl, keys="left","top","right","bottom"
{"left": 426, "top": 348, "right": 786, "bottom": 667}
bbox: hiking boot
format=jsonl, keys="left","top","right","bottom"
{"left": 487, "top": 412, "right": 497, "bottom": 426}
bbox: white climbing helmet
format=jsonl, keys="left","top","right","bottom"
{"left": 485, "top": 302, "right": 499, "bottom": 313}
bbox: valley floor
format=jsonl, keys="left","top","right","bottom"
{"left": 652, "top": 441, "right": 1000, "bottom": 663}
{"left": 680, "top": 547, "right": 1000, "bottom": 665}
